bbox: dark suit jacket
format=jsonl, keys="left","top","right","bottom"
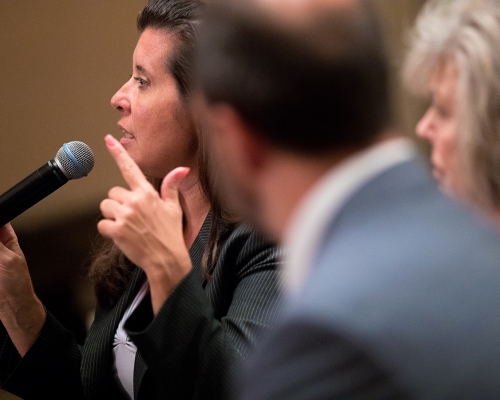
{"left": 0, "top": 214, "right": 284, "bottom": 399}
{"left": 240, "top": 158, "right": 500, "bottom": 399}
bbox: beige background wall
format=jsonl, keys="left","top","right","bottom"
{"left": 0, "top": 1, "right": 146, "bottom": 231}
{"left": 375, "top": 0, "right": 428, "bottom": 136}
{"left": 0, "top": 1, "right": 426, "bottom": 399}
{"left": 0, "top": 2, "right": 145, "bottom": 399}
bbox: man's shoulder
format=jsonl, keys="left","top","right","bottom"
{"left": 312, "top": 156, "right": 500, "bottom": 276}
{"left": 286, "top": 176, "right": 500, "bottom": 396}
{"left": 304, "top": 167, "right": 500, "bottom": 314}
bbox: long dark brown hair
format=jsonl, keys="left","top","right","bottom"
{"left": 89, "top": 0, "right": 238, "bottom": 308}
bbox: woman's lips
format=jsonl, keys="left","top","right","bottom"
{"left": 119, "top": 127, "right": 135, "bottom": 145}
{"left": 432, "top": 166, "right": 444, "bottom": 182}
{"left": 119, "top": 126, "right": 134, "bottom": 138}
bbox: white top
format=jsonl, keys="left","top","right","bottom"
{"left": 112, "top": 279, "right": 150, "bottom": 400}
{"left": 283, "top": 138, "right": 417, "bottom": 294}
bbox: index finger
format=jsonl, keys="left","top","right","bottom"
{"left": 104, "top": 134, "right": 148, "bottom": 190}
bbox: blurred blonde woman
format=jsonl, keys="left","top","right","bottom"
{"left": 403, "top": 0, "right": 500, "bottom": 226}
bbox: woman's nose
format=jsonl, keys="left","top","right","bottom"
{"left": 110, "top": 81, "right": 131, "bottom": 113}
{"left": 415, "top": 108, "right": 435, "bottom": 142}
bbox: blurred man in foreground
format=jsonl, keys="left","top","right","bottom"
{"left": 194, "top": 0, "right": 500, "bottom": 397}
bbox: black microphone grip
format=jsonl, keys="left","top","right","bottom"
{"left": 0, "top": 160, "right": 69, "bottom": 226}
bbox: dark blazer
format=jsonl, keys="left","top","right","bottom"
{"left": 0, "top": 214, "right": 284, "bottom": 399}
{"left": 240, "top": 158, "right": 500, "bottom": 399}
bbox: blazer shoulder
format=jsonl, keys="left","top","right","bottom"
{"left": 217, "top": 224, "right": 285, "bottom": 277}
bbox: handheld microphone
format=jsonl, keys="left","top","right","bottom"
{"left": 0, "top": 141, "right": 95, "bottom": 226}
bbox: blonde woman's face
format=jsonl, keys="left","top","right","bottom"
{"left": 415, "top": 60, "right": 467, "bottom": 199}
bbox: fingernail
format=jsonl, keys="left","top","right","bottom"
{"left": 179, "top": 167, "right": 190, "bottom": 178}
{"left": 105, "top": 134, "right": 117, "bottom": 147}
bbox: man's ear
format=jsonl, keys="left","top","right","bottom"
{"left": 205, "top": 103, "right": 268, "bottom": 177}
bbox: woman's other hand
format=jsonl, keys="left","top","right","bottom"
{"left": 98, "top": 135, "right": 192, "bottom": 314}
{"left": 0, "top": 224, "right": 45, "bottom": 356}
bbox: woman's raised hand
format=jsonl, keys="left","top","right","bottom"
{"left": 98, "top": 135, "right": 192, "bottom": 314}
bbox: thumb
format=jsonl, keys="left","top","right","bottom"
{"left": 0, "top": 223, "right": 22, "bottom": 256}
{"left": 160, "top": 167, "right": 191, "bottom": 203}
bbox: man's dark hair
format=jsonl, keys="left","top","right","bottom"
{"left": 195, "top": 0, "right": 392, "bottom": 153}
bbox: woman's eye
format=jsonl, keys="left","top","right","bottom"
{"left": 133, "top": 77, "right": 148, "bottom": 88}
{"left": 435, "top": 105, "right": 450, "bottom": 119}
{"left": 430, "top": 100, "right": 449, "bottom": 119}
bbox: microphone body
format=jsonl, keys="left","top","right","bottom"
{"left": 0, "top": 161, "right": 68, "bottom": 227}
{"left": 0, "top": 141, "right": 94, "bottom": 226}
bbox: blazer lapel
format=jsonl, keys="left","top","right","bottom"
{"left": 190, "top": 211, "right": 211, "bottom": 282}
{"left": 133, "top": 212, "right": 211, "bottom": 396}
{"left": 82, "top": 267, "right": 146, "bottom": 399}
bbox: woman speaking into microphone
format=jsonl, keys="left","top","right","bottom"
{"left": 0, "top": 1, "right": 284, "bottom": 399}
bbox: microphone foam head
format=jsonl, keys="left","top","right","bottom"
{"left": 55, "top": 141, "right": 95, "bottom": 180}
